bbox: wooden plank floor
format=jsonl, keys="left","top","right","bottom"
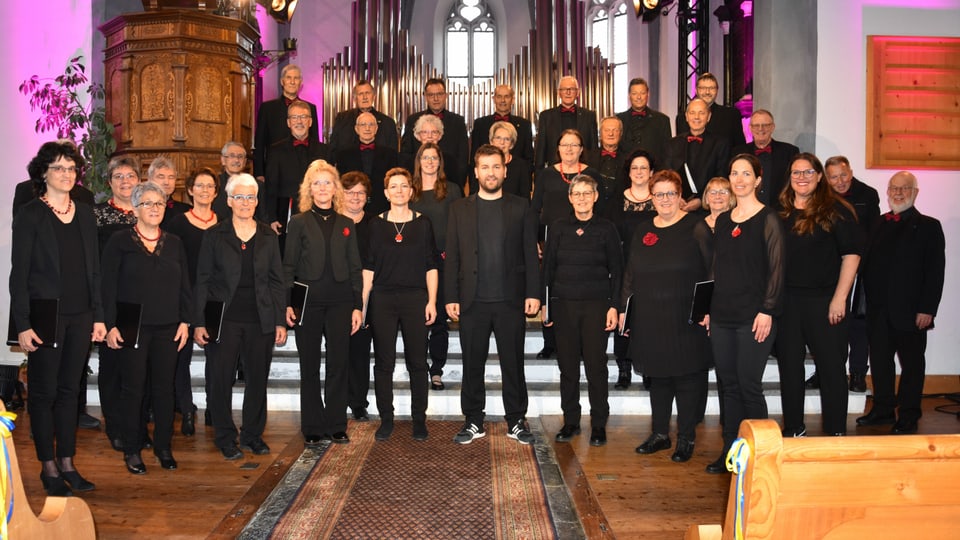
{"left": 10, "top": 379, "right": 960, "bottom": 539}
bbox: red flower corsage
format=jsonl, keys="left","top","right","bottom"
{"left": 642, "top": 232, "right": 658, "bottom": 246}
{"left": 343, "top": 227, "right": 351, "bottom": 237}
{"left": 731, "top": 225, "right": 741, "bottom": 238}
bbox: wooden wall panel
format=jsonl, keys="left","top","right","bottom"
{"left": 866, "top": 36, "right": 960, "bottom": 169}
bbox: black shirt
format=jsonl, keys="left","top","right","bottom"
{"left": 365, "top": 214, "right": 439, "bottom": 292}
{"left": 54, "top": 217, "right": 90, "bottom": 315}
{"left": 304, "top": 206, "right": 354, "bottom": 305}
{"left": 782, "top": 201, "right": 863, "bottom": 296}
{"left": 542, "top": 215, "right": 622, "bottom": 307}
{"left": 476, "top": 197, "right": 506, "bottom": 302}
{"left": 225, "top": 235, "right": 260, "bottom": 323}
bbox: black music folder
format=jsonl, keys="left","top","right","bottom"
{"left": 204, "top": 300, "right": 226, "bottom": 343}
{"left": 688, "top": 280, "right": 714, "bottom": 325}
{"left": 618, "top": 294, "right": 633, "bottom": 336}
{"left": 290, "top": 281, "right": 309, "bottom": 326}
{"left": 115, "top": 302, "right": 143, "bottom": 349}
{"left": 6, "top": 299, "right": 59, "bottom": 348}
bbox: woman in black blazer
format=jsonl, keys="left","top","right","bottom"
{"left": 283, "top": 160, "right": 363, "bottom": 445}
{"left": 11, "top": 141, "right": 106, "bottom": 496}
{"left": 193, "top": 173, "right": 288, "bottom": 460}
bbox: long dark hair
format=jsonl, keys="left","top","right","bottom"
{"left": 779, "top": 152, "right": 856, "bottom": 235}
{"left": 412, "top": 142, "right": 448, "bottom": 201}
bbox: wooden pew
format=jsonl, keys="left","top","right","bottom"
{"left": 1, "top": 403, "right": 96, "bottom": 539}
{"left": 686, "top": 419, "right": 960, "bottom": 540}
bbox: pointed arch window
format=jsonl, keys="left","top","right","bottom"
{"left": 445, "top": 0, "right": 497, "bottom": 89}
{"left": 588, "top": 1, "right": 629, "bottom": 108}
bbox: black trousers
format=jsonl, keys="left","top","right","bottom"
{"left": 777, "top": 293, "right": 849, "bottom": 434}
{"left": 205, "top": 320, "right": 274, "bottom": 448}
{"left": 98, "top": 344, "right": 123, "bottom": 441}
{"left": 173, "top": 330, "right": 196, "bottom": 414}
{"left": 553, "top": 299, "right": 610, "bottom": 429}
{"left": 649, "top": 371, "right": 709, "bottom": 442}
{"left": 117, "top": 324, "right": 178, "bottom": 454}
{"left": 711, "top": 322, "right": 776, "bottom": 448}
{"left": 347, "top": 326, "right": 372, "bottom": 411}
{"left": 847, "top": 317, "right": 869, "bottom": 376}
{"left": 459, "top": 301, "right": 528, "bottom": 426}
{"left": 369, "top": 289, "right": 429, "bottom": 422}
{"left": 296, "top": 301, "right": 352, "bottom": 435}
{"left": 27, "top": 311, "right": 92, "bottom": 461}
{"left": 427, "top": 265, "right": 449, "bottom": 377}
{"left": 867, "top": 310, "right": 928, "bottom": 423}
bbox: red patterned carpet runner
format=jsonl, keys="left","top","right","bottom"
{"left": 266, "top": 421, "right": 557, "bottom": 539}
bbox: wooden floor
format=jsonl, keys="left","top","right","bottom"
{"left": 10, "top": 378, "right": 960, "bottom": 539}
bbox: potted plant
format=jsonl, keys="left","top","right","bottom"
{"left": 19, "top": 55, "right": 116, "bottom": 200}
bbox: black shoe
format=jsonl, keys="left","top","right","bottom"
{"left": 40, "top": 472, "right": 72, "bottom": 497}
{"left": 78, "top": 412, "right": 101, "bottom": 430}
{"left": 536, "top": 346, "right": 555, "bottom": 359}
{"left": 705, "top": 454, "right": 727, "bottom": 474}
{"left": 204, "top": 409, "right": 212, "bottom": 426}
{"left": 856, "top": 409, "right": 896, "bottom": 426}
{"left": 614, "top": 359, "right": 632, "bottom": 389}
{"left": 635, "top": 433, "right": 671, "bottom": 454}
{"left": 412, "top": 421, "right": 428, "bottom": 441}
{"left": 141, "top": 434, "right": 153, "bottom": 450}
{"left": 124, "top": 453, "right": 147, "bottom": 475}
{"left": 804, "top": 371, "right": 820, "bottom": 389}
{"left": 352, "top": 408, "right": 370, "bottom": 422}
{"left": 430, "top": 376, "right": 445, "bottom": 390}
{"left": 849, "top": 373, "right": 867, "bottom": 393}
{"left": 109, "top": 437, "right": 124, "bottom": 452}
{"left": 220, "top": 444, "right": 243, "bottom": 460}
{"left": 60, "top": 469, "right": 95, "bottom": 492}
{"left": 782, "top": 425, "right": 807, "bottom": 438}
{"left": 330, "top": 431, "right": 350, "bottom": 444}
{"left": 671, "top": 439, "right": 695, "bottom": 463}
{"left": 181, "top": 412, "right": 196, "bottom": 436}
{"left": 555, "top": 424, "right": 581, "bottom": 442}
{"left": 304, "top": 434, "right": 324, "bottom": 446}
{"left": 590, "top": 427, "right": 607, "bottom": 447}
{"left": 155, "top": 449, "right": 178, "bottom": 470}
{"left": 239, "top": 438, "right": 270, "bottom": 455}
{"left": 375, "top": 419, "right": 394, "bottom": 441}
{"left": 892, "top": 419, "right": 918, "bottom": 435}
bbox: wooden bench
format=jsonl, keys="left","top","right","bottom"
{"left": 686, "top": 419, "right": 960, "bottom": 540}
{"left": 1, "top": 402, "right": 96, "bottom": 539}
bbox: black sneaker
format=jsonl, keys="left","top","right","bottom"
{"left": 804, "top": 371, "right": 820, "bottom": 389}
{"left": 220, "top": 444, "right": 243, "bottom": 460}
{"left": 78, "top": 412, "right": 101, "bottom": 430}
{"left": 781, "top": 425, "right": 806, "bottom": 438}
{"left": 239, "top": 438, "right": 270, "bottom": 455}
{"left": 507, "top": 420, "right": 534, "bottom": 445}
{"left": 453, "top": 422, "right": 485, "bottom": 444}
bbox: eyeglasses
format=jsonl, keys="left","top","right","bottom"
{"left": 420, "top": 155, "right": 440, "bottom": 162}
{"left": 288, "top": 114, "right": 310, "bottom": 121}
{"left": 112, "top": 173, "right": 138, "bottom": 181}
{"left": 229, "top": 194, "right": 257, "bottom": 202}
{"left": 750, "top": 123, "right": 773, "bottom": 130}
{"left": 49, "top": 165, "right": 78, "bottom": 174}
{"left": 558, "top": 143, "right": 582, "bottom": 149}
{"left": 790, "top": 169, "right": 817, "bottom": 179}
{"left": 570, "top": 190, "right": 595, "bottom": 199}
{"left": 137, "top": 201, "right": 166, "bottom": 209}
{"left": 424, "top": 92, "right": 446, "bottom": 98}
{"left": 193, "top": 183, "right": 216, "bottom": 191}
{"left": 491, "top": 136, "right": 512, "bottom": 143}
{"left": 696, "top": 85, "right": 718, "bottom": 91}
{"left": 344, "top": 190, "right": 368, "bottom": 198}
{"left": 630, "top": 165, "right": 651, "bottom": 172}
{"left": 357, "top": 122, "right": 377, "bottom": 128}
{"left": 652, "top": 191, "right": 680, "bottom": 201}
{"left": 888, "top": 186, "right": 916, "bottom": 194}
{"left": 419, "top": 130, "right": 441, "bottom": 137}
{"left": 707, "top": 189, "right": 730, "bottom": 196}
{"left": 222, "top": 153, "right": 246, "bottom": 160}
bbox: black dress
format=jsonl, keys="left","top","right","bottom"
{"left": 622, "top": 213, "right": 713, "bottom": 376}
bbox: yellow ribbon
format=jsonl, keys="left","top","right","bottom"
{"left": 726, "top": 437, "right": 751, "bottom": 540}
{"left": 0, "top": 411, "right": 18, "bottom": 540}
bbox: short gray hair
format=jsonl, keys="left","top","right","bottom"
{"left": 131, "top": 181, "right": 167, "bottom": 207}
{"left": 414, "top": 114, "right": 444, "bottom": 139}
{"left": 148, "top": 155, "right": 176, "bottom": 179}
{"left": 225, "top": 173, "right": 259, "bottom": 196}
{"left": 221, "top": 141, "right": 245, "bottom": 156}
{"left": 568, "top": 174, "right": 597, "bottom": 195}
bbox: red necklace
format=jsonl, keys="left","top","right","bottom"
{"left": 40, "top": 196, "right": 73, "bottom": 215}
{"left": 559, "top": 163, "right": 583, "bottom": 184}
{"left": 135, "top": 225, "right": 161, "bottom": 242}
{"left": 189, "top": 208, "right": 215, "bottom": 224}
{"left": 109, "top": 198, "right": 134, "bottom": 215}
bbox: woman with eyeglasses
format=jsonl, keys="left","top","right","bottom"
{"left": 702, "top": 153, "right": 785, "bottom": 474}
{"left": 194, "top": 173, "right": 287, "bottom": 460}
{"left": 411, "top": 143, "right": 462, "bottom": 391}
{"left": 282, "top": 160, "right": 363, "bottom": 446}
{"left": 702, "top": 177, "right": 736, "bottom": 233}
{"left": 12, "top": 141, "right": 106, "bottom": 496}
{"left": 622, "top": 170, "right": 713, "bottom": 463}
{"left": 405, "top": 115, "right": 463, "bottom": 193}
{"left": 542, "top": 175, "right": 622, "bottom": 447}
{"left": 101, "top": 182, "right": 191, "bottom": 474}
{"left": 165, "top": 168, "right": 221, "bottom": 436}
{"left": 489, "top": 120, "right": 532, "bottom": 198}
{"left": 776, "top": 153, "right": 861, "bottom": 438}
{"left": 362, "top": 168, "right": 439, "bottom": 442}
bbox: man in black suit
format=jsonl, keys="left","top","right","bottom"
{"left": 535, "top": 76, "right": 598, "bottom": 170}
{"left": 335, "top": 111, "right": 398, "bottom": 214}
{"left": 147, "top": 155, "right": 191, "bottom": 227}
{"left": 856, "top": 171, "right": 944, "bottom": 435}
{"left": 253, "top": 64, "right": 320, "bottom": 182}
{"left": 400, "top": 78, "right": 470, "bottom": 187}
{"left": 213, "top": 141, "right": 249, "bottom": 221}
{"left": 445, "top": 144, "right": 541, "bottom": 446}
{"left": 263, "top": 100, "right": 332, "bottom": 252}
{"left": 732, "top": 109, "right": 799, "bottom": 208}
{"left": 471, "top": 84, "right": 534, "bottom": 164}
{"left": 676, "top": 72, "right": 745, "bottom": 149}
{"left": 616, "top": 77, "right": 672, "bottom": 162}
{"left": 663, "top": 98, "right": 730, "bottom": 211}
{"left": 328, "top": 80, "right": 399, "bottom": 155}
{"left": 586, "top": 116, "right": 627, "bottom": 211}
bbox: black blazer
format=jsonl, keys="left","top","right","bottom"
{"left": 842, "top": 177, "right": 881, "bottom": 234}
{"left": 253, "top": 97, "right": 320, "bottom": 178}
{"left": 677, "top": 102, "right": 746, "bottom": 149}
{"left": 337, "top": 145, "right": 399, "bottom": 215}
{"left": 10, "top": 199, "right": 103, "bottom": 332}
{"left": 328, "top": 108, "right": 399, "bottom": 154}
{"left": 13, "top": 179, "right": 95, "bottom": 218}
{"left": 861, "top": 207, "right": 945, "bottom": 332}
{"left": 616, "top": 107, "right": 673, "bottom": 163}
{"left": 731, "top": 139, "right": 800, "bottom": 208}
{"left": 663, "top": 132, "right": 731, "bottom": 199}
{"left": 263, "top": 137, "right": 333, "bottom": 223}
{"left": 444, "top": 193, "right": 540, "bottom": 311}
{"left": 282, "top": 211, "right": 363, "bottom": 309}
{"left": 400, "top": 109, "right": 470, "bottom": 185}
{"left": 470, "top": 113, "right": 534, "bottom": 164}
{"left": 534, "top": 105, "right": 599, "bottom": 170}
{"left": 193, "top": 220, "right": 286, "bottom": 334}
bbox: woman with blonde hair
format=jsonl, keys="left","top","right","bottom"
{"left": 702, "top": 176, "right": 736, "bottom": 233}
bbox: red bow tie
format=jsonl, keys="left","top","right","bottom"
{"left": 885, "top": 212, "right": 901, "bottom": 222}
{"left": 433, "top": 111, "right": 444, "bottom": 120}
{"left": 754, "top": 146, "right": 772, "bottom": 155}
{"left": 293, "top": 138, "right": 309, "bottom": 147}
{"left": 631, "top": 109, "right": 648, "bottom": 117}
{"left": 601, "top": 149, "right": 617, "bottom": 158}
{"left": 560, "top": 106, "right": 576, "bottom": 114}
{"left": 283, "top": 97, "right": 295, "bottom": 106}
{"left": 687, "top": 135, "right": 703, "bottom": 143}
{"left": 493, "top": 114, "right": 510, "bottom": 122}
{"left": 359, "top": 143, "right": 375, "bottom": 151}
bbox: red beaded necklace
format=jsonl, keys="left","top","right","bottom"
{"left": 189, "top": 208, "right": 215, "bottom": 224}
{"left": 135, "top": 225, "right": 161, "bottom": 242}
{"left": 40, "top": 196, "right": 73, "bottom": 215}
{"left": 108, "top": 198, "right": 134, "bottom": 215}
